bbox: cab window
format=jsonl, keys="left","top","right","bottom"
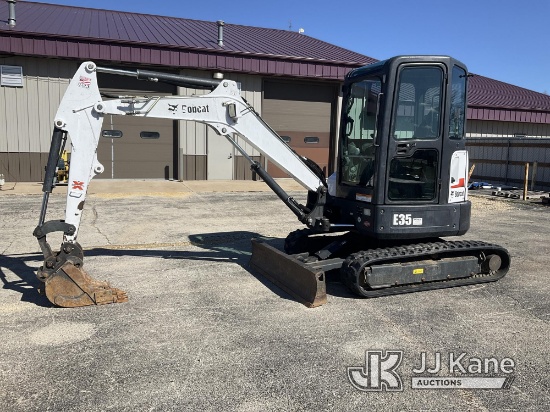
{"left": 449, "top": 66, "right": 467, "bottom": 139}
{"left": 393, "top": 67, "right": 444, "bottom": 139}
{"left": 341, "top": 78, "right": 382, "bottom": 186}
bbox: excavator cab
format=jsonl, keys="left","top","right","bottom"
{"left": 276, "top": 57, "right": 507, "bottom": 301}
{"left": 330, "top": 56, "right": 471, "bottom": 240}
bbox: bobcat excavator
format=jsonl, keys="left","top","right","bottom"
{"left": 33, "top": 56, "right": 510, "bottom": 308}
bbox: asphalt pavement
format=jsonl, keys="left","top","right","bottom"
{"left": 0, "top": 180, "right": 549, "bottom": 411}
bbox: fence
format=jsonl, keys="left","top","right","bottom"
{"left": 466, "top": 138, "right": 550, "bottom": 191}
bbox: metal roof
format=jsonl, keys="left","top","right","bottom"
{"left": 469, "top": 74, "right": 550, "bottom": 111}
{"left": 0, "top": 1, "right": 374, "bottom": 65}
{"left": 467, "top": 75, "right": 550, "bottom": 124}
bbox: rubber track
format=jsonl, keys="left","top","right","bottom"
{"left": 341, "top": 240, "right": 510, "bottom": 298}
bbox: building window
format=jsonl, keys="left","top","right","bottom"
{"left": 0, "top": 65, "right": 23, "bottom": 87}
{"left": 140, "top": 131, "right": 160, "bottom": 139}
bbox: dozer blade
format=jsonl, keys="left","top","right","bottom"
{"left": 249, "top": 239, "right": 327, "bottom": 307}
{"left": 43, "top": 262, "right": 128, "bottom": 308}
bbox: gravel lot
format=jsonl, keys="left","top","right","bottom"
{"left": 0, "top": 187, "right": 549, "bottom": 411}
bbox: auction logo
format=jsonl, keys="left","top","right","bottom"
{"left": 348, "top": 350, "right": 515, "bottom": 391}
{"left": 347, "top": 350, "right": 403, "bottom": 392}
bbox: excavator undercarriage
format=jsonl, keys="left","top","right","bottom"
{"left": 251, "top": 230, "right": 510, "bottom": 306}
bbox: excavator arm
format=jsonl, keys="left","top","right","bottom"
{"left": 34, "top": 61, "right": 329, "bottom": 307}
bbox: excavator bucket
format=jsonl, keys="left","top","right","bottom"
{"left": 43, "top": 262, "right": 128, "bottom": 308}
{"left": 249, "top": 239, "right": 327, "bottom": 307}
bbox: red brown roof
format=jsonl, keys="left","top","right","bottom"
{"left": 468, "top": 75, "right": 550, "bottom": 124}
{"left": 0, "top": 1, "right": 375, "bottom": 80}
{"left": 469, "top": 74, "right": 550, "bottom": 111}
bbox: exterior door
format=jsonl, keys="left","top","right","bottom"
{"left": 206, "top": 129, "right": 234, "bottom": 180}
{"left": 386, "top": 64, "right": 446, "bottom": 202}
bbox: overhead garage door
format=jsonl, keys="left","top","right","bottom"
{"left": 95, "top": 73, "right": 176, "bottom": 179}
{"left": 263, "top": 80, "right": 337, "bottom": 178}
{"left": 98, "top": 113, "right": 175, "bottom": 179}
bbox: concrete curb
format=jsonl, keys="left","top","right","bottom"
{"left": 0, "top": 178, "right": 306, "bottom": 195}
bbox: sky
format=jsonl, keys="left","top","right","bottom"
{"left": 28, "top": 0, "right": 550, "bottom": 94}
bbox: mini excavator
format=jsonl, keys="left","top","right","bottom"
{"left": 34, "top": 56, "right": 510, "bottom": 307}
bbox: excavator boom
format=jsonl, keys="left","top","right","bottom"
{"left": 35, "top": 61, "right": 328, "bottom": 307}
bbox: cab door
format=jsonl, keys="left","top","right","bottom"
{"left": 386, "top": 64, "right": 446, "bottom": 204}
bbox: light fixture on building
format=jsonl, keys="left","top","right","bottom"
{"left": 212, "top": 72, "right": 224, "bottom": 80}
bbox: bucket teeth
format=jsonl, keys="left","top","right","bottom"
{"left": 43, "top": 262, "right": 128, "bottom": 308}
